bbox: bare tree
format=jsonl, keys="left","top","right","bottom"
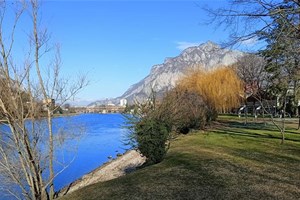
{"left": 233, "top": 54, "right": 267, "bottom": 108}
{"left": 0, "top": 1, "right": 88, "bottom": 199}
{"left": 204, "top": 0, "right": 300, "bottom": 48}
{"left": 233, "top": 54, "right": 266, "bottom": 95}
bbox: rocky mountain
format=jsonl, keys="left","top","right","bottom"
{"left": 89, "top": 41, "right": 244, "bottom": 106}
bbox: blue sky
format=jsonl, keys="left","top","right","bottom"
{"left": 41, "top": 0, "right": 236, "bottom": 105}
{"left": 9, "top": 0, "right": 256, "bottom": 105}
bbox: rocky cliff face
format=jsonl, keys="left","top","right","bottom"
{"left": 89, "top": 41, "right": 244, "bottom": 106}
{"left": 119, "top": 41, "right": 243, "bottom": 103}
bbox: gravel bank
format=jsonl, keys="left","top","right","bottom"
{"left": 58, "top": 150, "right": 146, "bottom": 197}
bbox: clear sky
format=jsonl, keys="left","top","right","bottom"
{"left": 9, "top": 0, "right": 253, "bottom": 105}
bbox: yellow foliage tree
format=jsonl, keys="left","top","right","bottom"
{"left": 179, "top": 66, "right": 243, "bottom": 113}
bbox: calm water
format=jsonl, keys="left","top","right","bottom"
{"left": 1, "top": 113, "right": 129, "bottom": 198}
{"left": 53, "top": 113, "right": 128, "bottom": 190}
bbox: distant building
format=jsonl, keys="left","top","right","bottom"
{"left": 120, "top": 99, "right": 127, "bottom": 107}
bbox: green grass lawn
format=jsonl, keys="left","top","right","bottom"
{"left": 61, "top": 116, "right": 300, "bottom": 200}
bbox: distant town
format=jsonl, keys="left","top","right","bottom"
{"left": 72, "top": 98, "right": 128, "bottom": 114}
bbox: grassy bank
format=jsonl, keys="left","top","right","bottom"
{"left": 61, "top": 116, "right": 300, "bottom": 200}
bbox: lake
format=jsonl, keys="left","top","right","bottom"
{"left": 1, "top": 113, "right": 129, "bottom": 199}
{"left": 53, "top": 113, "right": 128, "bottom": 190}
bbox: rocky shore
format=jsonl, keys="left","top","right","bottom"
{"left": 57, "top": 150, "right": 146, "bottom": 197}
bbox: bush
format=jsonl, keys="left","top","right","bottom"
{"left": 124, "top": 88, "right": 210, "bottom": 165}
{"left": 135, "top": 117, "right": 171, "bottom": 165}
{"left": 161, "top": 88, "right": 208, "bottom": 134}
{"left": 123, "top": 92, "right": 172, "bottom": 165}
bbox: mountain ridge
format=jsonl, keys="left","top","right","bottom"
{"left": 88, "top": 41, "right": 244, "bottom": 106}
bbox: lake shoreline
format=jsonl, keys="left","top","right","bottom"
{"left": 57, "top": 149, "right": 146, "bottom": 198}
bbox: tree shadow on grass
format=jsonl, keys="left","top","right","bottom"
{"left": 210, "top": 128, "right": 280, "bottom": 141}
{"left": 163, "top": 151, "right": 296, "bottom": 199}
{"left": 225, "top": 120, "right": 300, "bottom": 134}
{"left": 224, "top": 121, "right": 273, "bottom": 130}
{"left": 74, "top": 153, "right": 233, "bottom": 200}
{"left": 226, "top": 148, "right": 300, "bottom": 194}
{"left": 214, "top": 121, "right": 300, "bottom": 143}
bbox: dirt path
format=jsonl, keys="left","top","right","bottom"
{"left": 57, "top": 150, "right": 146, "bottom": 197}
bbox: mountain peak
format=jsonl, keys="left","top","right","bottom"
{"left": 181, "top": 41, "right": 220, "bottom": 55}
{"left": 118, "top": 40, "right": 243, "bottom": 104}
{"left": 200, "top": 40, "right": 219, "bottom": 48}
{"left": 198, "top": 41, "right": 220, "bottom": 51}
{"left": 89, "top": 41, "right": 244, "bottom": 106}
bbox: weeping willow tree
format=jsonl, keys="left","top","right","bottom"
{"left": 179, "top": 66, "right": 243, "bottom": 119}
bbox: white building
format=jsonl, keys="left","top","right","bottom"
{"left": 120, "top": 98, "right": 127, "bottom": 107}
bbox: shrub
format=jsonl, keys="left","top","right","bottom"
{"left": 161, "top": 88, "right": 208, "bottom": 134}
{"left": 124, "top": 88, "right": 209, "bottom": 165}
{"left": 135, "top": 116, "right": 171, "bottom": 164}
{"left": 123, "top": 92, "right": 172, "bottom": 165}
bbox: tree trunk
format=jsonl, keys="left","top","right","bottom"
{"left": 48, "top": 110, "right": 55, "bottom": 200}
{"left": 31, "top": 1, "right": 55, "bottom": 198}
{"left": 262, "top": 108, "right": 266, "bottom": 126}
{"left": 297, "top": 115, "right": 300, "bottom": 130}
{"left": 281, "top": 96, "right": 287, "bottom": 144}
{"left": 297, "top": 106, "right": 300, "bottom": 130}
{"left": 280, "top": 128, "right": 285, "bottom": 144}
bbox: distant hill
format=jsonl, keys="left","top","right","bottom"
{"left": 89, "top": 41, "right": 244, "bottom": 106}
